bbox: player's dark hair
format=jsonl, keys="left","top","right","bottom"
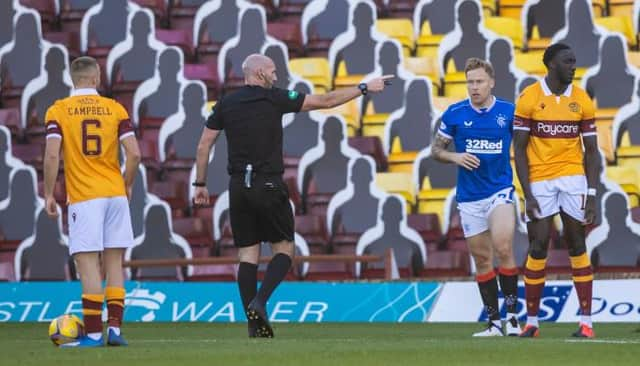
{"left": 70, "top": 56, "right": 99, "bottom": 85}
{"left": 543, "top": 43, "right": 571, "bottom": 68}
{"left": 464, "top": 58, "right": 494, "bottom": 79}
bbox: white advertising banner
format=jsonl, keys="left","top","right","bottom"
{"left": 428, "top": 279, "right": 640, "bottom": 323}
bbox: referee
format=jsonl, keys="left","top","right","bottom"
{"left": 193, "top": 54, "right": 392, "bottom": 338}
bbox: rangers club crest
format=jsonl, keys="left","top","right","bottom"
{"left": 496, "top": 114, "right": 507, "bottom": 128}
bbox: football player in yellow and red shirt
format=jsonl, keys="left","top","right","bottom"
{"left": 43, "top": 56, "right": 141, "bottom": 347}
{"left": 513, "top": 43, "right": 598, "bottom": 338}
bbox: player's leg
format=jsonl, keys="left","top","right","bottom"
{"left": 253, "top": 239, "right": 294, "bottom": 307}
{"left": 467, "top": 232, "right": 503, "bottom": 337}
{"left": 560, "top": 207, "right": 594, "bottom": 338}
{"left": 237, "top": 243, "right": 261, "bottom": 337}
{"left": 460, "top": 200, "right": 502, "bottom": 337}
{"left": 520, "top": 216, "right": 553, "bottom": 337}
{"left": 61, "top": 199, "right": 106, "bottom": 348}
{"left": 247, "top": 175, "right": 295, "bottom": 338}
{"left": 103, "top": 248, "right": 127, "bottom": 345}
{"left": 488, "top": 203, "right": 520, "bottom": 335}
{"left": 229, "top": 178, "right": 263, "bottom": 337}
{"left": 71, "top": 251, "right": 105, "bottom": 346}
{"left": 103, "top": 196, "right": 135, "bottom": 346}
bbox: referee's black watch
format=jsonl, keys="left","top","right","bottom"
{"left": 357, "top": 83, "right": 368, "bottom": 96}
{"left": 192, "top": 181, "right": 206, "bottom": 187}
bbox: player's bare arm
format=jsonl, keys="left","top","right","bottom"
{"left": 300, "top": 75, "right": 393, "bottom": 112}
{"left": 193, "top": 127, "right": 221, "bottom": 206}
{"left": 432, "top": 133, "right": 480, "bottom": 170}
{"left": 121, "top": 135, "right": 141, "bottom": 201}
{"left": 513, "top": 129, "right": 539, "bottom": 218}
{"left": 43, "top": 137, "right": 62, "bottom": 218}
{"left": 582, "top": 135, "right": 600, "bottom": 225}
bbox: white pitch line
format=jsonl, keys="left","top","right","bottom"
{"left": 564, "top": 339, "right": 640, "bottom": 344}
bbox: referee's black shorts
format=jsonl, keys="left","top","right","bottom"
{"left": 228, "top": 174, "right": 294, "bottom": 247}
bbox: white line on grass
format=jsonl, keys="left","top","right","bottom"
{"left": 564, "top": 339, "right": 640, "bottom": 344}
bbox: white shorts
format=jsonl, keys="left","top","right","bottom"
{"left": 458, "top": 187, "right": 515, "bottom": 238}
{"left": 525, "top": 175, "right": 587, "bottom": 222}
{"left": 68, "top": 196, "right": 134, "bottom": 255}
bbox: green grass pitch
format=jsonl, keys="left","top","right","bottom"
{"left": 2, "top": 323, "right": 640, "bottom": 365}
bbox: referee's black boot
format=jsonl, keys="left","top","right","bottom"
{"left": 247, "top": 299, "right": 274, "bottom": 338}
{"left": 248, "top": 319, "right": 258, "bottom": 338}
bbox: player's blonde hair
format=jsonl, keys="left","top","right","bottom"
{"left": 464, "top": 58, "right": 494, "bottom": 79}
{"left": 70, "top": 56, "right": 99, "bottom": 86}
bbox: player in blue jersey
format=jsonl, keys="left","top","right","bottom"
{"left": 432, "top": 58, "right": 520, "bottom": 337}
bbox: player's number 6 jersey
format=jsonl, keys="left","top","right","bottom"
{"left": 45, "top": 90, "right": 134, "bottom": 204}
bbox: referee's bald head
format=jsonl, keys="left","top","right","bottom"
{"left": 242, "top": 54, "right": 273, "bottom": 77}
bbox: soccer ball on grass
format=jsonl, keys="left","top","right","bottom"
{"left": 48, "top": 314, "right": 85, "bottom": 346}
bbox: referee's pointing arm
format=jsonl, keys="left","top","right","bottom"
{"left": 193, "top": 54, "right": 394, "bottom": 206}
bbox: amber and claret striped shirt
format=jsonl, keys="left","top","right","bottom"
{"left": 45, "top": 88, "right": 135, "bottom": 204}
{"left": 513, "top": 79, "right": 596, "bottom": 183}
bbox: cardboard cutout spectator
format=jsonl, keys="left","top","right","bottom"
{"left": 188, "top": 131, "right": 230, "bottom": 205}
{"left": 362, "top": 39, "right": 413, "bottom": 119}
{"left": 413, "top": 146, "right": 458, "bottom": 191}
{"left": 132, "top": 46, "right": 188, "bottom": 127}
{"left": 0, "top": 11, "right": 46, "bottom": 92}
{"left": 0, "top": 167, "right": 40, "bottom": 242}
{"left": 282, "top": 79, "right": 327, "bottom": 159}
{"left": 355, "top": 195, "right": 427, "bottom": 277}
{"left": 587, "top": 191, "right": 640, "bottom": 267}
{"left": 0, "top": 126, "right": 24, "bottom": 202}
{"left": 158, "top": 81, "right": 208, "bottom": 161}
{"left": 328, "top": 1, "right": 386, "bottom": 79}
{"left": 522, "top": 0, "right": 567, "bottom": 45}
{"left": 612, "top": 78, "right": 640, "bottom": 150}
{"left": 193, "top": 0, "right": 251, "bottom": 56}
{"left": 413, "top": 0, "right": 457, "bottom": 39}
{"left": 298, "top": 116, "right": 361, "bottom": 206}
{"left": 488, "top": 37, "right": 537, "bottom": 103}
{"left": 0, "top": 0, "right": 28, "bottom": 50}
{"left": 384, "top": 77, "right": 438, "bottom": 154}
{"left": 551, "top": 0, "right": 604, "bottom": 69}
{"left": 218, "top": 6, "right": 275, "bottom": 84}
{"left": 301, "top": 0, "right": 351, "bottom": 47}
{"left": 80, "top": 0, "right": 139, "bottom": 53}
{"left": 438, "top": 0, "right": 495, "bottom": 76}
{"left": 106, "top": 9, "right": 164, "bottom": 86}
{"left": 326, "top": 156, "right": 387, "bottom": 240}
{"left": 15, "top": 206, "right": 70, "bottom": 281}
{"left": 583, "top": 34, "right": 638, "bottom": 109}
{"left": 21, "top": 45, "right": 73, "bottom": 129}
{"left": 127, "top": 202, "right": 193, "bottom": 279}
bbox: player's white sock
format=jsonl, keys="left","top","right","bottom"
{"left": 506, "top": 312, "right": 518, "bottom": 321}
{"left": 109, "top": 326, "right": 121, "bottom": 336}
{"left": 87, "top": 332, "right": 102, "bottom": 340}
{"left": 527, "top": 316, "right": 539, "bottom": 327}
{"left": 580, "top": 316, "right": 592, "bottom": 327}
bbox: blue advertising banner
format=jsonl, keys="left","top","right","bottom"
{"left": 0, "top": 281, "right": 441, "bottom": 323}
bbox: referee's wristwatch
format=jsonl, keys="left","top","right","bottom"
{"left": 357, "top": 83, "right": 368, "bottom": 96}
{"left": 192, "top": 181, "right": 206, "bottom": 187}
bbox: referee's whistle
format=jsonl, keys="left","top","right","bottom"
{"left": 244, "top": 164, "right": 253, "bottom": 189}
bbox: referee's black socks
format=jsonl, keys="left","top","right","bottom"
{"left": 255, "top": 253, "right": 292, "bottom": 306}
{"left": 238, "top": 262, "right": 258, "bottom": 312}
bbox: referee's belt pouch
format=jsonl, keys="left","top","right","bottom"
{"left": 262, "top": 177, "right": 289, "bottom": 202}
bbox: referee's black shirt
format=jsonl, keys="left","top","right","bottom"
{"left": 205, "top": 85, "right": 306, "bottom": 175}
